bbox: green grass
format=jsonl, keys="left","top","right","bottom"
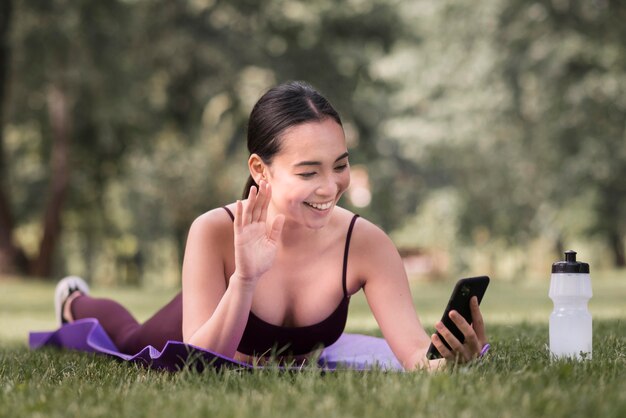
{"left": 1, "top": 274, "right": 625, "bottom": 418}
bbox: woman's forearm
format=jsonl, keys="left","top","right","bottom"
{"left": 186, "top": 273, "right": 256, "bottom": 357}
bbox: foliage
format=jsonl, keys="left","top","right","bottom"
{"left": 494, "top": 0, "right": 626, "bottom": 265}
{"left": 2, "top": 0, "right": 405, "bottom": 282}
{"left": 1, "top": 0, "right": 624, "bottom": 283}
{"left": 384, "top": 0, "right": 626, "bottom": 274}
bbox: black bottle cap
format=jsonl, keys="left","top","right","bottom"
{"left": 551, "top": 250, "right": 590, "bottom": 274}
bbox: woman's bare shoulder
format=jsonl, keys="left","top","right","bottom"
{"left": 183, "top": 206, "right": 235, "bottom": 277}
{"left": 347, "top": 212, "right": 392, "bottom": 242}
{"left": 188, "top": 205, "right": 235, "bottom": 239}
{"left": 339, "top": 212, "right": 407, "bottom": 290}
{"left": 345, "top": 212, "right": 400, "bottom": 263}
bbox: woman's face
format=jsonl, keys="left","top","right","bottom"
{"left": 264, "top": 118, "right": 350, "bottom": 230}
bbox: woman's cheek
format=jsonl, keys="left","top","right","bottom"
{"left": 281, "top": 178, "right": 311, "bottom": 206}
{"left": 339, "top": 171, "right": 351, "bottom": 195}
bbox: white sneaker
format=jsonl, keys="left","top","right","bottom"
{"left": 54, "top": 276, "right": 90, "bottom": 326}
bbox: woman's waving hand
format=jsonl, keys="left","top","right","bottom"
{"left": 234, "top": 180, "right": 285, "bottom": 285}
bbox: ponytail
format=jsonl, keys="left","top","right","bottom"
{"left": 242, "top": 175, "right": 258, "bottom": 199}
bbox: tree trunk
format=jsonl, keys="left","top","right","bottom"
{"left": 0, "top": 0, "right": 28, "bottom": 276}
{"left": 0, "top": 187, "right": 30, "bottom": 275}
{"left": 609, "top": 231, "right": 625, "bottom": 268}
{"left": 29, "top": 85, "right": 72, "bottom": 278}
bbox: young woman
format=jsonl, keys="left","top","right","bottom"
{"left": 55, "top": 81, "right": 488, "bottom": 370}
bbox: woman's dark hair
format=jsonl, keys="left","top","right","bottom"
{"left": 242, "top": 81, "right": 343, "bottom": 198}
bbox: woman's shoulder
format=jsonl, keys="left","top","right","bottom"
{"left": 337, "top": 208, "right": 400, "bottom": 265}
{"left": 335, "top": 209, "right": 405, "bottom": 286}
{"left": 188, "top": 205, "right": 234, "bottom": 239}
{"left": 334, "top": 207, "right": 396, "bottom": 252}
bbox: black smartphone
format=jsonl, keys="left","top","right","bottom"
{"left": 426, "top": 276, "right": 490, "bottom": 360}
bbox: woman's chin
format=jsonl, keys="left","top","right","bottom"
{"left": 302, "top": 202, "right": 334, "bottom": 224}
{"left": 282, "top": 208, "right": 332, "bottom": 231}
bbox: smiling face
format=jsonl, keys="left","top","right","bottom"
{"left": 252, "top": 118, "right": 350, "bottom": 230}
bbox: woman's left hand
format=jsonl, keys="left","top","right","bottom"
{"left": 430, "top": 296, "right": 488, "bottom": 363}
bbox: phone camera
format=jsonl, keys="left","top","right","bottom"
{"left": 461, "top": 285, "right": 470, "bottom": 297}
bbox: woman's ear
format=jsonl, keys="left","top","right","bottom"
{"left": 248, "top": 154, "right": 267, "bottom": 184}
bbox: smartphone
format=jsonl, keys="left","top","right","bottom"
{"left": 426, "top": 276, "right": 490, "bottom": 360}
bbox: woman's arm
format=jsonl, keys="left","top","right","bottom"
{"left": 181, "top": 209, "right": 255, "bottom": 356}
{"left": 182, "top": 181, "right": 284, "bottom": 357}
{"left": 352, "top": 220, "right": 431, "bottom": 369}
{"left": 353, "top": 219, "right": 486, "bottom": 370}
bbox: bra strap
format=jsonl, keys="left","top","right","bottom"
{"left": 342, "top": 214, "right": 360, "bottom": 298}
{"left": 223, "top": 206, "right": 234, "bottom": 221}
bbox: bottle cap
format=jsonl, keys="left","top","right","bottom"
{"left": 551, "top": 250, "right": 590, "bottom": 274}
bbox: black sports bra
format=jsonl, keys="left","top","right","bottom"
{"left": 222, "top": 206, "right": 359, "bottom": 356}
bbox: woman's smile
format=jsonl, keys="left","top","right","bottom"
{"left": 303, "top": 200, "right": 334, "bottom": 211}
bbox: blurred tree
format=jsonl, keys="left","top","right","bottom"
{"left": 379, "top": 0, "right": 625, "bottom": 271}
{"left": 1, "top": 0, "right": 406, "bottom": 281}
{"left": 1, "top": 0, "right": 147, "bottom": 277}
{"left": 0, "top": 0, "right": 26, "bottom": 274}
{"left": 375, "top": 1, "right": 521, "bottom": 242}
{"left": 495, "top": 0, "right": 626, "bottom": 266}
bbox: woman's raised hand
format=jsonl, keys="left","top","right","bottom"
{"left": 233, "top": 180, "right": 285, "bottom": 286}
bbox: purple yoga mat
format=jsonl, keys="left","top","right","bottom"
{"left": 29, "top": 318, "right": 404, "bottom": 371}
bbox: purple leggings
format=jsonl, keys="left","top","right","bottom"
{"left": 71, "top": 292, "right": 183, "bottom": 354}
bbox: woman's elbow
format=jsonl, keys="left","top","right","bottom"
{"left": 182, "top": 325, "right": 198, "bottom": 346}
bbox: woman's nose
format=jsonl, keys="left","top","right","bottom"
{"left": 316, "top": 175, "right": 338, "bottom": 196}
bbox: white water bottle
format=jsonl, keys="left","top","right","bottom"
{"left": 549, "top": 250, "right": 592, "bottom": 359}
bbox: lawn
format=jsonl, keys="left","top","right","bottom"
{"left": 1, "top": 273, "right": 625, "bottom": 418}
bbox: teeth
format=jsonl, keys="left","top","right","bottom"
{"left": 305, "top": 201, "right": 333, "bottom": 210}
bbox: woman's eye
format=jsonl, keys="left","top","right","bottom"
{"left": 334, "top": 164, "right": 348, "bottom": 171}
{"left": 298, "top": 172, "right": 316, "bottom": 178}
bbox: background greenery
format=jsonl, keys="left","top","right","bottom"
{"left": 1, "top": 0, "right": 625, "bottom": 285}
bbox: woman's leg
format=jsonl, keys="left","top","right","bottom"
{"left": 70, "top": 292, "right": 183, "bottom": 354}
